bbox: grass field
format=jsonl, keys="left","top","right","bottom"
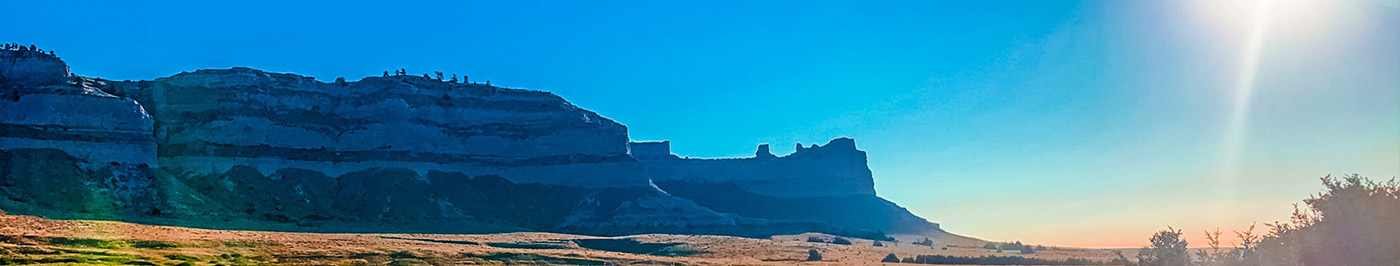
{"left": 0, "top": 214, "right": 1130, "bottom": 265}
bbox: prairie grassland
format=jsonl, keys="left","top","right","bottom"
{"left": 0, "top": 214, "right": 1124, "bottom": 265}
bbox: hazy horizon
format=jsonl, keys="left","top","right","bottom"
{"left": 3, "top": 0, "right": 1397, "bottom": 248}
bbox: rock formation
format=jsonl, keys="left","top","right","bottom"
{"left": 0, "top": 45, "right": 946, "bottom": 239}
{"left": 637, "top": 138, "right": 876, "bottom": 197}
{"left": 634, "top": 138, "right": 940, "bottom": 234}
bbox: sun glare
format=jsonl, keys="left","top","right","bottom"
{"left": 1221, "top": 0, "right": 1275, "bottom": 180}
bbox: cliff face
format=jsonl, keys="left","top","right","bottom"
{"left": 109, "top": 68, "right": 648, "bottom": 187}
{"left": 0, "top": 49, "right": 160, "bottom": 218}
{"left": 0, "top": 48, "right": 945, "bottom": 238}
{"left": 103, "top": 67, "right": 737, "bottom": 233}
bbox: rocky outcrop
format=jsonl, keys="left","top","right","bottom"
{"left": 0, "top": 49, "right": 155, "bottom": 167}
{"left": 1, "top": 48, "right": 72, "bottom": 86}
{"left": 1, "top": 48, "right": 160, "bottom": 219}
{"left": 637, "top": 138, "right": 876, "bottom": 198}
{"left": 633, "top": 138, "right": 941, "bottom": 234}
{"left": 1, "top": 45, "right": 945, "bottom": 239}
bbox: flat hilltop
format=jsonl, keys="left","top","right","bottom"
{"left": 0, "top": 214, "right": 1126, "bottom": 265}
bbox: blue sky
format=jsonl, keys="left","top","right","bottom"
{"left": 4, "top": 0, "right": 1397, "bottom": 247}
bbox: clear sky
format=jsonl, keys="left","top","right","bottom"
{"left": 3, "top": 0, "right": 1397, "bottom": 247}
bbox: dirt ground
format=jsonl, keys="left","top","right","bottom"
{"left": 0, "top": 214, "right": 1129, "bottom": 265}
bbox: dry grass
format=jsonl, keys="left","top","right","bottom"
{"left": 0, "top": 214, "right": 1126, "bottom": 265}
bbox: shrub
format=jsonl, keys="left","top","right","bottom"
{"left": 998, "top": 241, "right": 1026, "bottom": 251}
{"left": 1258, "top": 174, "right": 1398, "bottom": 265}
{"left": 1019, "top": 245, "right": 1035, "bottom": 254}
{"left": 902, "top": 254, "right": 1107, "bottom": 265}
{"left": 805, "top": 249, "right": 821, "bottom": 261}
{"left": 881, "top": 253, "right": 900, "bottom": 263}
{"left": 1159, "top": 174, "right": 1399, "bottom": 266}
{"left": 912, "top": 238, "right": 933, "bottom": 246}
{"left": 831, "top": 237, "right": 852, "bottom": 245}
{"left": 806, "top": 236, "right": 824, "bottom": 243}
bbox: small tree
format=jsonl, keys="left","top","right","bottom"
{"left": 1138, "top": 227, "right": 1190, "bottom": 266}
{"left": 450, "top": 74, "right": 458, "bottom": 83}
{"left": 881, "top": 253, "right": 900, "bottom": 263}
{"left": 912, "top": 238, "right": 933, "bottom": 246}
{"left": 434, "top": 71, "right": 444, "bottom": 81}
{"left": 805, "top": 249, "right": 821, "bottom": 261}
{"left": 334, "top": 77, "right": 346, "bottom": 85}
{"left": 383, "top": 71, "right": 389, "bottom": 77}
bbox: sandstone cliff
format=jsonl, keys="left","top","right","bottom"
{"left": 0, "top": 45, "right": 944, "bottom": 239}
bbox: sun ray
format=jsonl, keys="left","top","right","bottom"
{"left": 1220, "top": 0, "right": 1275, "bottom": 201}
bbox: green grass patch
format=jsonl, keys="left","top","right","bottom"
{"left": 221, "top": 241, "right": 264, "bottom": 247}
{"left": 0, "top": 251, "right": 143, "bottom": 265}
{"left": 348, "top": 252, "right": 382, "bottom": 259}
{"left": 14, "top": 247, "right": 61, "bottom": 255}
{"left": 0, "top": 257, "right": 81, "bottom": 264}
{"left": 387, "top": 259, "right": 428, "bottom": 266}
{"left": 484, "top": 241, "right": 572, "bottom": 250}
{"left": 0, "top": 235, "right": 26, "bottom": 244}
{"left": 387, "top": 251, "right": 420, "bottom": 259}
{"left": 57, "top": 248, "right": 115, "bottom": 256}
{"left": 380, "top": 236, "right": 480, "bottom": 245}
{"left": 45, "top": 237, "right": 122, "bottom": 249}
{"left": 573, "top": 238, "right": 704, "bottom": 256}
{"left": 129, "top": 240, "right": 178, "bottom": 249}
{"left": 477, "top": 252, "right": 608, "bottom": 265}
{"left": 163, "top": 253, "right": 201, "bottom": 261}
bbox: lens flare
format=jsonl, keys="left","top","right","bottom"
{"left": 1221, "top": 0, "right": 1274, "bottom": 193}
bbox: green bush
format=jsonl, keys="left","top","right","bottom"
{"left": 881, "top": 253, "right": 900, "bottom": 263}
{"left": 806, "top": 249, "right": 821, "bottom": 261}
{"left": 831, "top": 237, "right": 852, "bottom": 245}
